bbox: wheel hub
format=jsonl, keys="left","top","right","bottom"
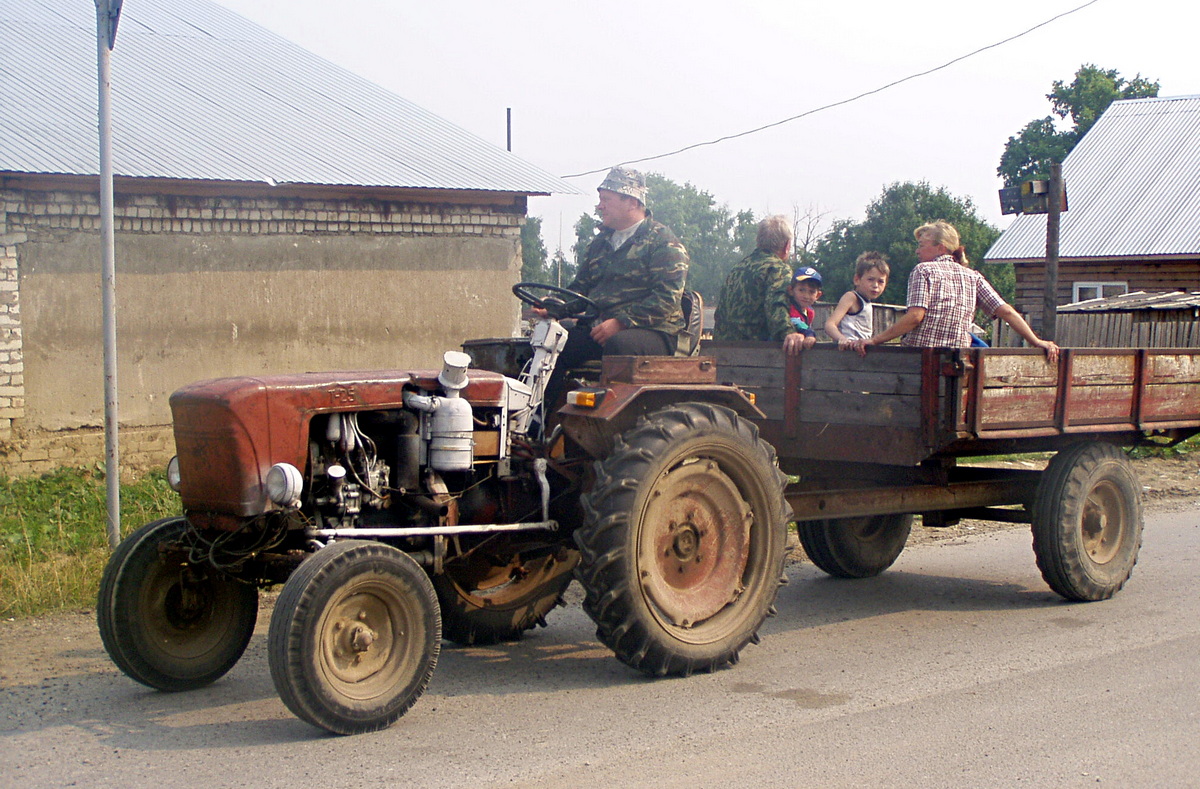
{"left": 1081, "top": 480, "right": 1125, "bottom": 564}
{"left": 639, "top": 459, "right": 752, "bottom": 628}
{"left": 323, "top": 592, "right": 394, "bottom": 683}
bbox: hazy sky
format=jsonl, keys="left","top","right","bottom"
{"left": 214, "top": 0, "right": 1197, "bottom": 253}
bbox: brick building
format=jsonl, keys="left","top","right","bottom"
{"left": 0, "top": 0, "right": 573, "bottom": 476}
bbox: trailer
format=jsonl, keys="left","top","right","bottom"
{"left": 701, "top": 342, "right": 1200, "bottom": 598}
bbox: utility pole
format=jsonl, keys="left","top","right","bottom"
{"left": 999, "top": 165, "right": 1068, "bottom": 344}
{"left": 96, "top": 0, "right": 123, "bottom": 549}
{"left": 1043, "top": 163, "right": 1063, "bottom": 341}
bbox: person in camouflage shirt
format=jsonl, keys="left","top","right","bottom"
{"left": 713, "top": 215, "right": 813, "bottom": 355}
{"left": 565, "top": 167, "right": 690, "bottom": 351}
{"left": 538, "top": 166, "right": 689, "bottom": 409}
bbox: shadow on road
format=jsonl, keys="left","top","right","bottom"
{"left": 2, "top": 536, "right": 1070, "bottom": 747}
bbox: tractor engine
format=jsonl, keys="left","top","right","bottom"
{"left": 301, "top": 351, "right": 549, "bottom": 534}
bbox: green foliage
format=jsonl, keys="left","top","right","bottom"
{"left": 573, "top": 173, "right": 758, "bottom": 304}
{"left": 996, "top": 117, "right": 1075, "bottom": 187}
{"left": 1049, "top": 65, "right": 1160, "bottom": 139}
{"left": 571, "top": 212, "right": 601, "bottom": 284}
{"left": 1127, "top": 433, "right": 1199, "bottom": 459}
{"left": 813, "top": 181, "right": 1005, "bottom": 307}
{"left": 0, "top": 468, "right": 178, "bottom": 617}
{"left": 998, "top": 64, "right": 1160, "bottom": 186}
{"left": 520, "top": 216, "right": 551, "bottom": 284}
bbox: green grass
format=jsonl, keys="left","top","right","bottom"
{"left": 1128, "top": 433, "right": 1199, "bottom": 459}
{"left": 0, "top": 467, "right": 179, "bottom": 618}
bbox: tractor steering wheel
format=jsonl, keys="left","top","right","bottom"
{"left": 512, "top": 282, "right": 600, "bottom": 321}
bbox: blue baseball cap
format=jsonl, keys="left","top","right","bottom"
{"left": 792, "top": 267, "right": 822, "bottom": 286}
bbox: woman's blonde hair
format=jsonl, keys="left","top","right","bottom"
{"left": 915, "top": 220, "right": 969, "bottom": 265}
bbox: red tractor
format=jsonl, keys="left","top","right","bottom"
{"left": 98, "top": 284, "right": 790, "bottom": 734}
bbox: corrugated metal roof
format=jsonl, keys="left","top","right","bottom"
{"left": 0, "top": 0, "right": 577, "bottom": 196}
{"left": 985, "top": 95, "right": 1200, "bottom": 262}
{"left": 1060, "top": 290, "right": 1200, "bottom": 313}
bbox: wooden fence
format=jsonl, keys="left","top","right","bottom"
{"left": 993, "top": 311, "right": 1200, "bottom": 348}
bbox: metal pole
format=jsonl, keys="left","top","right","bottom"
{"left": 1043, "top": 163, "right": 1063, "bottom": 341}
{"left": 506, "top": 107, "right": 512, "bottom": 152}
{"left": 96, "top": 1, "right": 121, "bottom": 549}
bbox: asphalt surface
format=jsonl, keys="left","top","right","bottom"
{"left": 3, "top": 504, "right": 1198, "bottom": 788}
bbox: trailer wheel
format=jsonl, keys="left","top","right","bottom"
{"left": 97, "top": 517, "right": 258, "bottom": 691}
{"left": 433, "top": 536, "right": 578, "bottom": 645}
{"left": 268, "top": 541, "right": 440, "bottom": 735}
{"left": 1032, "top": 442, "right": 1143, "bottom": 601}
{"left": 576, "top": 403, "right": 789, "bottom": 677}
{"left": 797, "top": 514, "right": 913, "bottom": 579}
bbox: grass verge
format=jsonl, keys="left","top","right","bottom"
{"left": 1128, "top": 433, "right": 1198, "bottom": 459}
{"left": 0, "top": 467, "right": 179, "bottom": 619}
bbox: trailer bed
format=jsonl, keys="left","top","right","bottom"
{"left": 705, "top": 343, "right": 1200, "bottom": 467}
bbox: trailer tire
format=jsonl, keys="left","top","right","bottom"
{"left": 1032, "top": 442, "right": 1142, "bottom": 601}
{"left": 432, "top": 538, "right": 578, "bottom": 645}
{"left": 268, "top": 540, "right": 440, "bottom": 735}
{"left": 97, "top": 517, "right": 258, "bottom": 691}
{"left": 575, "top": 403, "right": 789, "bottom": 677}
{"left": 797, "top": 514, "right": 913, "bottom": 578}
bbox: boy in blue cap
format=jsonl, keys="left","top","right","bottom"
{"left": 785, "top": 267, "right": 822, "bottom": 354}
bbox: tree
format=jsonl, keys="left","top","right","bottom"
{"left": 813, "top": 181, "right": 1009, "bottom": 308}
{"left": 572, "top": 174, "right": 757, "bottom": 304}
{"left": 1049, "top": 65, "right": 1159, "bottom": 139}
{"left": 998, "top": 64, "right": 1159, "bottom": 186}
{"left": 791, "top": 202, "right": 833, "bottom": 267}
{"left": 520, "top": 216, "right": 551, "bottom": 284}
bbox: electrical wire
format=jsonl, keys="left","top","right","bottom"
{"left": 561, "top": 0, "right": 1102, "bottom": 179}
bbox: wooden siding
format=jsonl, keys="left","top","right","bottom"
{"left": 1011, "top": 258, "right": 1200, "bottom": 329}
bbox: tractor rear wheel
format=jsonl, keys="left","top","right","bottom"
{"left": 432, "top": 536, "right": 577, "bottom": 645}
{"left": 576, "top": 403, "right": 789, "bottom": 677}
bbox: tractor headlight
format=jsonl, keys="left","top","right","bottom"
{"left": 166, "top": 456, "right": 182, "bottom": 492}
{"left": 265, "top": 462, "right": 303, "bottom": 506}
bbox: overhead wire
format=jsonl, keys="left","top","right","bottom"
{"left": 561, "top": 0, "right": 1103, "bottom": 180}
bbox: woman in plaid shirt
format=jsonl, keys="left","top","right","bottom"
{"left": 846, "top": 221, "right": 1058, "bottom": 363}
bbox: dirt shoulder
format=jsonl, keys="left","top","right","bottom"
{"left": 2, "top": 454, "right": 1196, "bottom": 692}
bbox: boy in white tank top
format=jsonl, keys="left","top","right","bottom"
{"left": 825, "top": 252, "right": 890, "bottom": 349}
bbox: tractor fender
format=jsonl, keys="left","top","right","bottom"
{"left": 557, "top": 381, "right": 762, "bottom": 459}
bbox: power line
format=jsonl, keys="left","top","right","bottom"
{"left": 561, "top": 0, "right": 1102, "bottom": 180}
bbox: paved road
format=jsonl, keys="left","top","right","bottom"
{"left": 3, "top": 505, "right": 1199, "bottom": 788}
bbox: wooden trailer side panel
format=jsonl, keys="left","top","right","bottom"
{"left": 706, "top": 344, "right": 943, "bottom": 466}
{"left": 972, "top": 348, "right": 1200, "bottom": 438}
{"left": 706, "top": 342, "right": 1200, "bottom": 466}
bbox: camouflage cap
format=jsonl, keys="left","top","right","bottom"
{"left": 598, "top": 166, "right": 648, "bottom": 205}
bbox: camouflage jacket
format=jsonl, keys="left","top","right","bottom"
{"left": 712, "top": 248, "right": 794, "bottom": 341}
{"left": 568, "top": 213, "right": 689, "bottom": 335}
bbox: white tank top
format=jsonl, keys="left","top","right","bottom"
{"left": 838, "top": 293, "right": 874, "bottom": 340}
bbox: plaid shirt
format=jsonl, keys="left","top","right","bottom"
{"left": 902, "top": 256, "right": 1005, "bottom": 348}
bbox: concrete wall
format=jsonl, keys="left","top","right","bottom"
{"left": 0, "top": 181, "right": 526, "bottom": 476}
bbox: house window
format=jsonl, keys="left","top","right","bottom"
{"left": 1073, "top": 281, "right": 1127, "bottom": 302}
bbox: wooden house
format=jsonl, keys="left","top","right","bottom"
{"left": 985, "top": 95, "right": 1200, "bottom": 333}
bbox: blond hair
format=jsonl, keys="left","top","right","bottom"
{"left": 915, "top": 220, "right": 969, "bottom": 265}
